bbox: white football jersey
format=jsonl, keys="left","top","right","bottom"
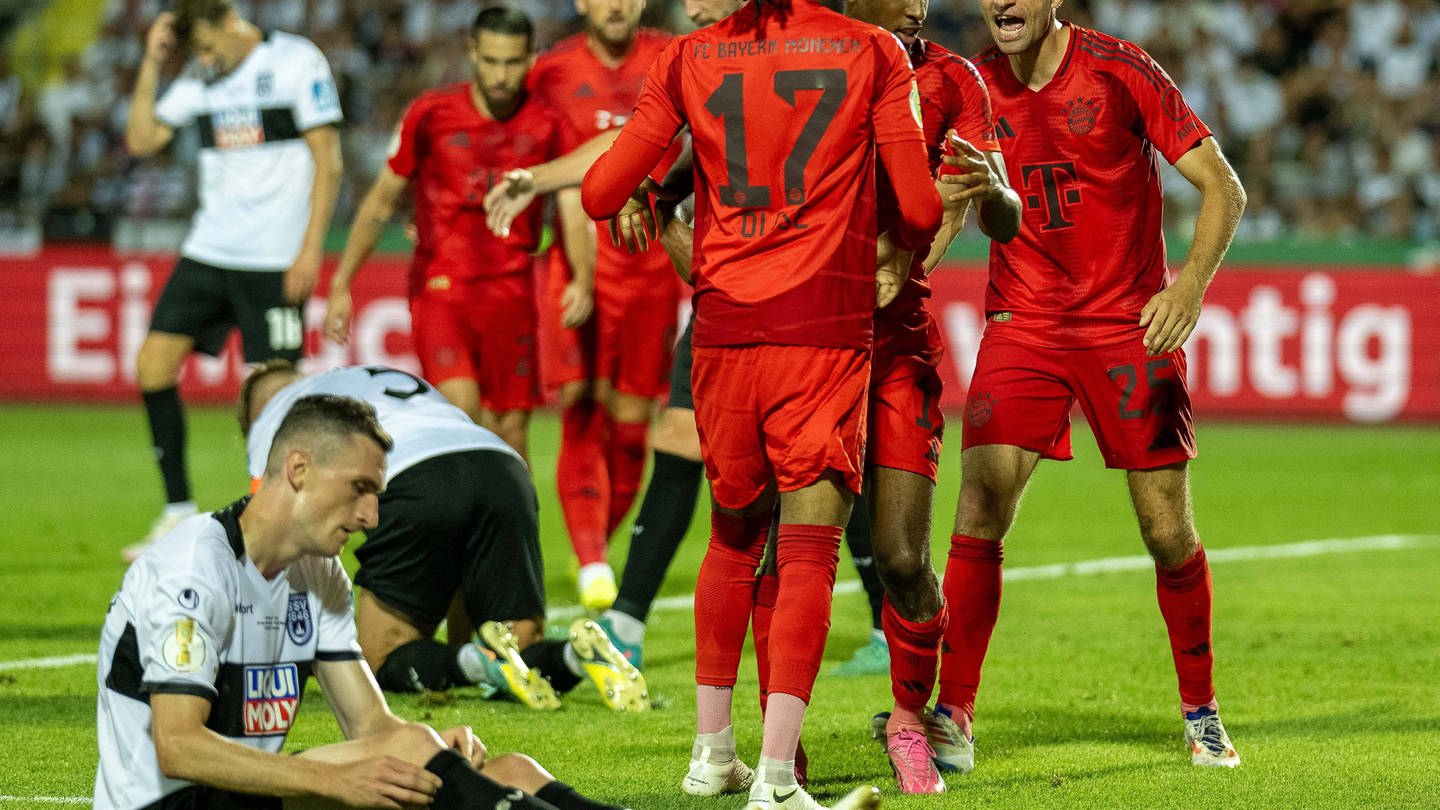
{"left": 94, "top": 499, "right": 361, "bottom": 810}
{"left": 246, "top": 365, "right": 522, "bottom": 482}
{"left": 156, "top": 31, "right": 342, "bottom": 270}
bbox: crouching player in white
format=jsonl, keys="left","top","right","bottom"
{"left": 95, "top": 394, "right": 629, "bottom": 809}
{"left": 239, "top": 361, "right": 648, "bottom": 714}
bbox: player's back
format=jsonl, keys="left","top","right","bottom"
{"left": 664, "top": 0, "right": 921, "bottom": 348}
{"left": 245, "top": 366, "right": 521, "bottom": 482}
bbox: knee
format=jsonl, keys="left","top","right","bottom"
{"left": 483, "top": 753, "right": 552, "bottom": 794}
{"left": 652, "top": 410, "right": 701, "bottom": 460}
{"left": 135, "top": 340, "right": 181, "bottom": 390}
{"left": 875, "top": 542, "right": 927, "bottom": 590}
{"left": 954, "top": 480, "right": 1017, "bottom": 539}
{"left": 378, "top": 721, "right": 446, "bottom": 762}
{"left": 1138, "top": 516, "right": 1197, "bottom": 568}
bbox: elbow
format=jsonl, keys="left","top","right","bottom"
{"left": 126, "top": 135, "right": 159, "bottom": 158}
{"left": 580, "top": 175, "right": 618, "bottom": 221}
{"left": 153, "top": 736, "right": 195, "bottom": 781}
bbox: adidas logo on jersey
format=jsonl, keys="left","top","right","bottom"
{"left": 244, "top": 663, "right": 300, "bottom": 735}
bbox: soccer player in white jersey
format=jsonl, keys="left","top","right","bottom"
{"left": 124, "top": 0, "right": 343, "bottom": 561}
{"left": 240, "top": 361, "right": 649, "bottom": 713}
{"left": 96, "top": 395, "right": 630, "bottom": 810}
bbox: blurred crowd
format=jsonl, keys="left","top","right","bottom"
{"left": 1, "top": 0, "right": 1438, "bottom": 244}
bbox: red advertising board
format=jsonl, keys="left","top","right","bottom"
{"left": 2, "top": 246, "right": 1437, "bottom": 422}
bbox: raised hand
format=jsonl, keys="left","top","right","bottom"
{"left": 483, "top": 169, "right": 537, "bottom": 238}
{"left": 937, "top": 130, "right": 1004, "bottom": 205}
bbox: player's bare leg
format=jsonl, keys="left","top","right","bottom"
{"left": 480, "top": 408, "right": 531, "bottom": 467}
{"left": 932, "top": 443, "right": 1040, "bottom": 772}
{"left": 356, "top": 588, "right": 432, "bottom": 676}
{"left": 868, "top": 465, "right": 946, "bottom": 793}
{"left": 1128, "top": 462, "right": 1239, "bottom": 767}
{"left": 128, "top": 331, "right": 200, "bottom": 561}
{"left": 653, "top": 405, "right": 702, "bottom": 461}
{"left": 437, "top": 377, "right": 484, "bottom": 424}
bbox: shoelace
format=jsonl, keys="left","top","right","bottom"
{"left": 1191, "top": 716, "right": 1229, "bottom": 753}
{"left": 887, "top": 729, "right": 937, "bottom": 781}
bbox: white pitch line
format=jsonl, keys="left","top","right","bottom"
{"left": 0, "top": 797, "right": 91, "bottom": 805}
{"left": 0, "top": 653, "right": 96, "bottom": 672}
{"left": 3, "top": 534, "right": 1435, "bottom": 674}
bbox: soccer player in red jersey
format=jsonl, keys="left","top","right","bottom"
{"left": 526, "top": 0, "right": 686, "bottom": 610}
{"left": 936, "top": 0, "right": 1247, "bottom": 771}
{"left": 582, "top": 1, "right": 941, "bottom": 807}
{"left": 835, "top": 0, "right": 1023, "bottom": 794}
{"left": 322, "top": 7, "right": 593, "bottom": 464}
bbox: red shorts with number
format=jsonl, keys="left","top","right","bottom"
{"left": 411, "top": 273, "right": 542, "bottom": 412}
{"left": 692, "top": 345, "right": 869, "bottom": 510}
{"left": 960, "top": 328, "right": 1195, "bottom": 470}
{"left": 539, "top": 249, "right": 677, "bottom": 398}
{"left": 869, "top": 313, "right": 945, "bottom": 481}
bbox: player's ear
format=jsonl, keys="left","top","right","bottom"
{"left": 574, "top": 0, "right": 589, "bottom": 17}
{"left": 285, "top": 448, "right": 311, "bottom": 491}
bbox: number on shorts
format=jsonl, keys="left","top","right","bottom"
{"left": 703, "top": 69, "right": 847, "bottom": 209}
{"left": 1107, "top": 358, "right": 1174, "bottom": 420}
{"left": 265, "top": 307, "right": 303, "bottom": 351}
{"left": 364, "top": 366, "right": 431, "bottom": 400}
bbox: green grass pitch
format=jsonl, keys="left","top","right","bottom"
{"left": 1, "top": 404, "right": 1438, "bottom": 808}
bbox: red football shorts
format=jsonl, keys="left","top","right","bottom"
{"left": 869, "top": 312, "right": 945, "bottom": 480}
{"left": 960, "top": 329, "right": 1196, "bottom": 470}
{"left": 539, "top": 249, "right": 677, "bottom": 398}
{"left": 410, "top": 273, "right": 542, "bottom": 412}
{"left": 692, "top": 345, "right": 869, "bottom": 510}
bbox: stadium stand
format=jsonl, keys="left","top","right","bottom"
{"left": 0, "top": 0, "right": 1436, "bottom": 248}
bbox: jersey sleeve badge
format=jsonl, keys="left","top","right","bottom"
{"left": 161, "top": 618, "right": 207, "bottom": 672}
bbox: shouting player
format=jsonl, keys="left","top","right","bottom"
{"left": 937, "top": 0, "right": 1247, "bottom": 771}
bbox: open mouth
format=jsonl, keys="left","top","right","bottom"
{"left": 994, "top": 14, "right": 1025, "bottom": 39}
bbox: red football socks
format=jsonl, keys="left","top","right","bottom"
{"left": 557, "top": 401, "right": 610, "bottom": 567}
{"left": 694, "top": 512, "right": 770, "bottom": 688}
{"left": 882, "top": 596, "right": 947, "bottom": 720}
{"left": 1156, "top": 544, "right": 1216, "bottom": 708}
{"left": 605, "top": 419, "right": 649, "bottom": 535}
{"left": 765, "top": 524, "right": 842, "bottom": 703}
{"left": 752, "top": 570, "right": 779, "bottom": 711}
{"left": 937, "top": 533, "right": 1003, "bottom": 722}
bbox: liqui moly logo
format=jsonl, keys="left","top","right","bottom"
{"left": 243, "top": 663, "right": 300, "bottom": 736}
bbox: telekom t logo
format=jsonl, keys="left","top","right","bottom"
{"left": 1020, "top": 161, "right": 1082, "bottom": 231}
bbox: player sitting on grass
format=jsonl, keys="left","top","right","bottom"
{"left": 96, "top": 394, "right": 629, "bottom": 810}
{"left": 240, "top": 361, "right": 648, "bottom": 713}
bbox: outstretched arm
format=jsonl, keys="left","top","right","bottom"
{"left": 324, "top": 166, "right": 408, "bottom": 344}
{"left": 877, "top": 139, "right": 942, "bottom": 252}
{"left": 484, "top": 129, "right": 622, "bottom": 237}
{"left": 582, "top": 128, "right": 670, "bottom": 221}
{"left": 1140, "top": 136, "right": 1246, "bottom": 356}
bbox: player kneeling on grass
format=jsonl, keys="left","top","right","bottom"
{"left": 95, "top": 394, "right": 629, "bottom": 810}
{"left": 238, "top": 361, "right": 649, "bottom": 714}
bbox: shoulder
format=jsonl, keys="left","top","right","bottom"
{"left": 410, "top": 84, "right": 468, "bottom": 115}
{"left": 268, "top": 31, "right": 326, "bottom": 61}
{"left": 636, "top": 27, "right": 674, "bottom": 49}
{"left": 537, "top": 33, "right": 587, "bottom": 65}
{"left": 970, "top": 43, "right": 1006, "bottom": 78}
{"left": 919, "top": 40, "right": 983, "bottom": 82}
{"left": 1070, "top": 25, "right": 1173, "bottom": 90}
{"left": 142, "top": 511, "right": 240, "bottom": 586}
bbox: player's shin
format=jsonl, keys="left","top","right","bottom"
{"left": 694, "top": 511, "right": 769, "bottom": 731}
{"left": 1156, "top": 544, "right": 1216, "bottom": 710}
{"left": 881, "top": 596, "right": 947, "bottom": 731}
{"left": 937, "top": 534, "right": 1003, "bottom": 726}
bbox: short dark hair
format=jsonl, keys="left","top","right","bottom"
{"left": 471, "top": 5, "right": 534, "bottom": 48}
{"left": 173, "top": 0, "right": 234, "bottom": 44}
{"left": 266, "top": 395, "right": 393, "bottom": 476}
{"left": 237, "top": 358, "right": 302, "bottom": 437}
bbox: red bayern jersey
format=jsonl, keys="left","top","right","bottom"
{"left": 388, "top": 84, "right": 582, "bottom": 297}
{"left": 973, "top": 23, "right": 1211, "bottom": 347}
{"left": 623, "top": 1, "right": 925, "bottom": 349}
{"left": 877, "top": 37, "right": 999, "bottom": 335}
{"left": 528, "top": 30, "right": 681, "bottom": 294}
